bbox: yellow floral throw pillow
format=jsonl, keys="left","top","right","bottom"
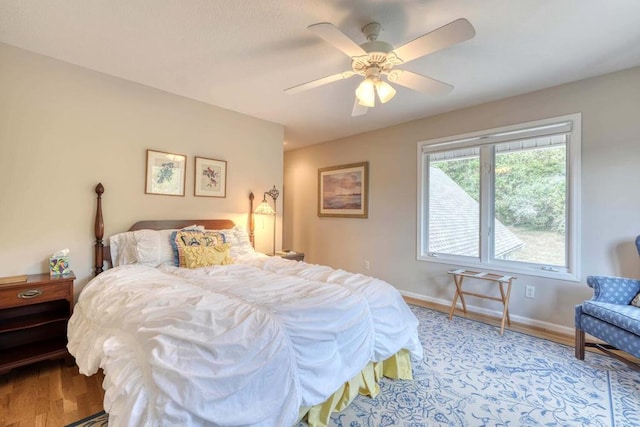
{"left": 172, "top": 230, "right": 233, "bottom": 268}
{"left": 181, "top": 244, "right": 232, "bottom": 268}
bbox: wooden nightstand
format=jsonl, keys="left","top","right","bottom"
{"left": 275, "top": 251, "right": 305, "bottom": 262}
{"left": 0, "top": 272, "right": 75, "bottom": 375}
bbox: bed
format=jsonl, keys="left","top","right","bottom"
{"left": 67, "top": 183, "right": 423, "bottom": 427}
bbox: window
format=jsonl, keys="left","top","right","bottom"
{"left": 417, "top": 114, "right": 581, "bottom": 281}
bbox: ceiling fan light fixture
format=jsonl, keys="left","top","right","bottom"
{"left": 376, "top": 80, "right": 396, "bottom": 103}
{"left": 357, "top": 98, "right": 374, "bottom": 108}
{"left": 356, "top": 78, "right": 376, "bottom": 107}
{"left": 289, "top": 18, "right": 475, "bottom": 116}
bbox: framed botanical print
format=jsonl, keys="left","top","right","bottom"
{"left": 194, "top": 157, "right": 227, "bottom": 198}
{"left": 145, "top": 149, "right": 186, "bottom": 196}
{"left": 318, "top": 162, "right": 368, "bottom": 218}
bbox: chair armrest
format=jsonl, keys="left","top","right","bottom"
{"left": 586, "top": 275, "right": 640, "bottom": 305}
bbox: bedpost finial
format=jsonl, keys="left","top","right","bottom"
{"left": 249, "top": 192, "right": 254, "bottom": 201}
{"left": 96, "top": 183, "right": 104, "bottom": 196}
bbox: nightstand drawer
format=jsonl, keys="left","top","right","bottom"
{"left": 0, "top": 281, "right": 72, "bottom": 309}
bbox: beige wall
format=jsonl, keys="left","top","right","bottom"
{"left": 0, "top": 43, "right": 284, "bottom": 293}
{"left": 284, "top": 66, "right": 640, "bottom": 332}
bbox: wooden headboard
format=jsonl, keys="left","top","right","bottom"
{"left": 94, "top": 183, "right": 256, "bottom": 276}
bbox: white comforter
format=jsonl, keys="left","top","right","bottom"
{"left": 68, "top": 255, "right": 422, "bottom": 427}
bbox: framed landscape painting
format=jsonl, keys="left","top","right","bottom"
{"left": 145, "top": 149, "right": 186, "bottom": 196}
{"left": 194, "top": 156, "right": 227, "bottom": 198}
{"left": 318, "top": 162, "right": 368, "bottom": 218}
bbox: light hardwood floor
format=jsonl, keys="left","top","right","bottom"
{"left": 0, "top": 299, "right": 621, "bottom": 426}
{"left": 0, "top": 360, "right": 104, "bottom": 427}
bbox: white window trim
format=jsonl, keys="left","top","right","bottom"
{"left": 416, "top": 113, "right": 581, "bottom": 282}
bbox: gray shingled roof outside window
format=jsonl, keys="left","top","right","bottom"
{"left": 428, "top": 167, "right": 524, "bottom": 258}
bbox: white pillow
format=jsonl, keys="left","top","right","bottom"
{"left": 218, "top": 226, "right": 255, "bottom": 258}
{"left": 134, "top": 229, "right": 175, "bottom": 267}
{"left": 110, "top": 226, "right": 204, "bottom": 267}
{"left": 109, "top": 232, "right": 138, "bottom": 267}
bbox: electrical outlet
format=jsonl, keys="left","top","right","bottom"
{"left": 525, "top": 285, "right": 535, "bottom": 299}
{"left": 363, "top": 260, "right": 370, "bottom": 270}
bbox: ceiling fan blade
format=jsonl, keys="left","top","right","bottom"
{"left": 284, "top": 71, "right": 354, "bottom": 94}
{"left": 388, "top": 70, "right": 453, "bottom": 96}
{"left": 308, "top": 23, "right": 367, "bottom": 58}
{"left": 351, "top": 97, "right": 368, "bottom": 117}
{"left": 392, "top": 18, "right": 475, "bottom": 64}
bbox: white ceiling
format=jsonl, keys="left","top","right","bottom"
{"left": 2, "top": 1, "right": 640, "bottom": 150}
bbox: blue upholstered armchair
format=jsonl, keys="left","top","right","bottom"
{"left": 574, "top": 236, "right": 640, "bottom": 367}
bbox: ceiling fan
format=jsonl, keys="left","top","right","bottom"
{"left": 284, "top": 18, "right": 475, "bottom": 116}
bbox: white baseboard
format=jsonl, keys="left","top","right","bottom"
{"left": 400, "top": 290, "right": 574, "bottom": 337}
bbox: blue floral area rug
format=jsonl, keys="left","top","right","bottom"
{"left": 318, "top": 305, "right": 640, "bottom": 427}
{"left": 65, "top": 410, "right": 108, "bottom": 427}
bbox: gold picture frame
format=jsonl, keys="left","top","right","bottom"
{"left": 318, "top": 162, "right": 369, "bottom": 218}
{"left": 194, "top": 157, "right": 227, "bottom": 198}
{"left": 145, "top": 149, "right": 186, "bottom": 196}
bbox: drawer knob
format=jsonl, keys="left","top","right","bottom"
{"left": 18, "top": 289, "right": 43, "bottom": 299}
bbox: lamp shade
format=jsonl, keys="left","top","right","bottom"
{"left": 355, "top": 78, "right": 376, "bottom": 107}
{"left": 376, "top": 80, "right": 396, "bottom": 103}
{"left": 254, "top": 200, "right": 275, "bottom": 215}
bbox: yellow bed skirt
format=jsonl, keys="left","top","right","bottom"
{"left": 298, "top": 349, "right": 413, "bottom": 427}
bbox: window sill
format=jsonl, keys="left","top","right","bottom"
{"left": 417, "top": 254, "right": 580, "bottom": 282}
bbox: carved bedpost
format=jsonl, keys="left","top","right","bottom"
{"left": 249, "top": 192, "right": 255, "bottom": 248}
{"left": 95, "top": 183, "right": 105, "bottom": 276}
